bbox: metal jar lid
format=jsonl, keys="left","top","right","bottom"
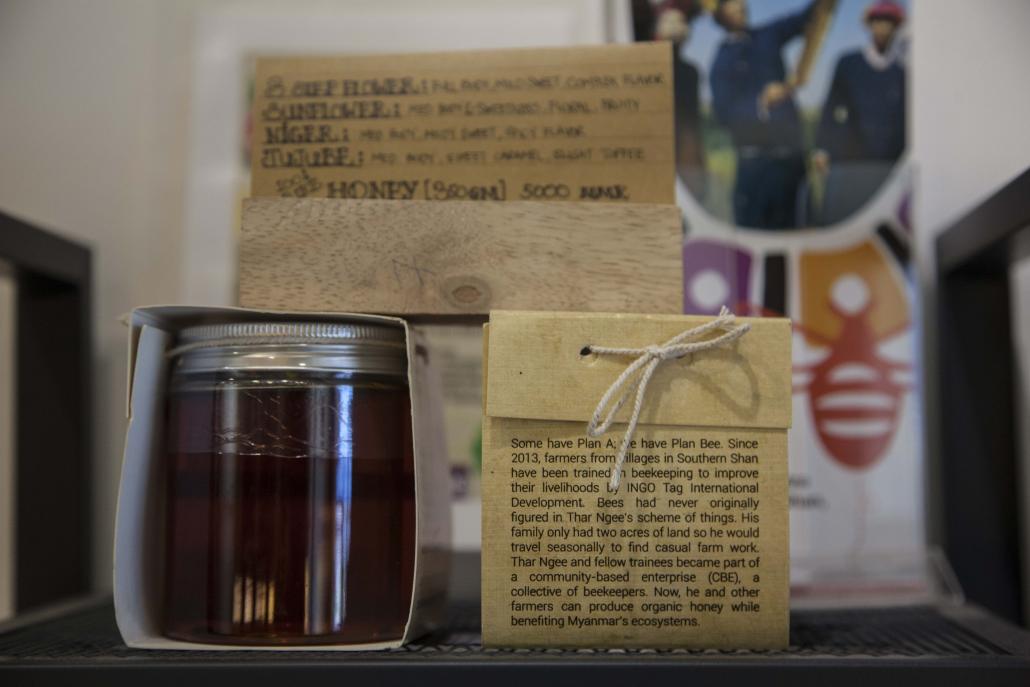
{"left": 169, "top": 321, "right": 408, "bottom": 376}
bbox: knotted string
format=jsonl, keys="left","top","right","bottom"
{"left": 585, "top": 307, "right": 751, "bottom": 491}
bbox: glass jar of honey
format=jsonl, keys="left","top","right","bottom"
{"left": 162, "top": 321, "right": 415, "bottom": 645}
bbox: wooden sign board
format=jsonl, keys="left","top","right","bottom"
{"left": 239, "top": 198, "right": 682, "bottom": 317}
{"left": 250, "top": 44, "right": 674, "bottom": 204}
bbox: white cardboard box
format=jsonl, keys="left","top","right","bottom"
{"left": 114, "top": 305, "right": 451, "bottom": 650}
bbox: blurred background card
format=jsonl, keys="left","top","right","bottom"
{"left": 635, "top": 0, "right": 923, "bottom": 600}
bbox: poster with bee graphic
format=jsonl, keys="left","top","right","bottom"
{"left": 680, "top": 165, "right": 921, "bottom": 591}
{"left": 635, "top": 0, "right": 924, "bottom": 597}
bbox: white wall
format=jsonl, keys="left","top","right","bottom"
{"left": 911, "top": 0, "right": 1030, "bottom": 236}
{"left": 0, "top": 0, "right": 187, "bottom": 593}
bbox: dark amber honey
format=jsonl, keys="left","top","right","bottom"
{"left": 162, "top": 325, "right": 415, "bottom": 645}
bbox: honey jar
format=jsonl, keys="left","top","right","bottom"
{"left": 162, "top": 321, "right": 415, "bottom": 645}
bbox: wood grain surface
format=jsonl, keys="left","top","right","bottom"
{"left": 239, "top": 198, "right": 682, "bottom": 317}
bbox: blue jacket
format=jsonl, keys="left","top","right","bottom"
{"left": 816, "top": 50, "right": 906, "bottom": 162}
{"left": 710, "top": 2, "right": 814, "bottom": 151}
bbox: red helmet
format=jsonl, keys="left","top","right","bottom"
{"left": 864, "top": 1, "right": 906, "bottom": 24}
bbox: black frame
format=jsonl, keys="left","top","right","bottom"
{"left": 935, "top": 166, "right": 1030, "bottom": 626}
{"left": 0, "top": 210, "right": 93, "bottom": 612}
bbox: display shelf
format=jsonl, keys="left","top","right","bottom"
{"left": 1, "top": 597, "right": 1028, "bottom": 685}
{"left": 935, "top": 165, "right": 1030, "bottom": 626}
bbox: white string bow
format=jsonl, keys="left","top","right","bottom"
{"left": 585, "top": 307, "right": 751, "bottom": 491}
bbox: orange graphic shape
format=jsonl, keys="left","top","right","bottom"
{"left": 799, "top": 240, "right": 908, "bottom": 345}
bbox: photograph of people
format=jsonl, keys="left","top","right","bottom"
{"left": 709, "top": 0, "right": 815, "bottom": 230}
{"left": 811, "top": 1, "right": 907, "bottom": 225}
{"left": 633, "top": 0, "right": 909, "bottom": 231}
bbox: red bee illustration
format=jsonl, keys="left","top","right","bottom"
{"left": 737, "top": 276, "right": 912, "bottom": 471}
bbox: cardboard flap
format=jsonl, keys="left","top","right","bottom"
{"left": 484, "top": 310, "right": 792, "bottom": 430}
